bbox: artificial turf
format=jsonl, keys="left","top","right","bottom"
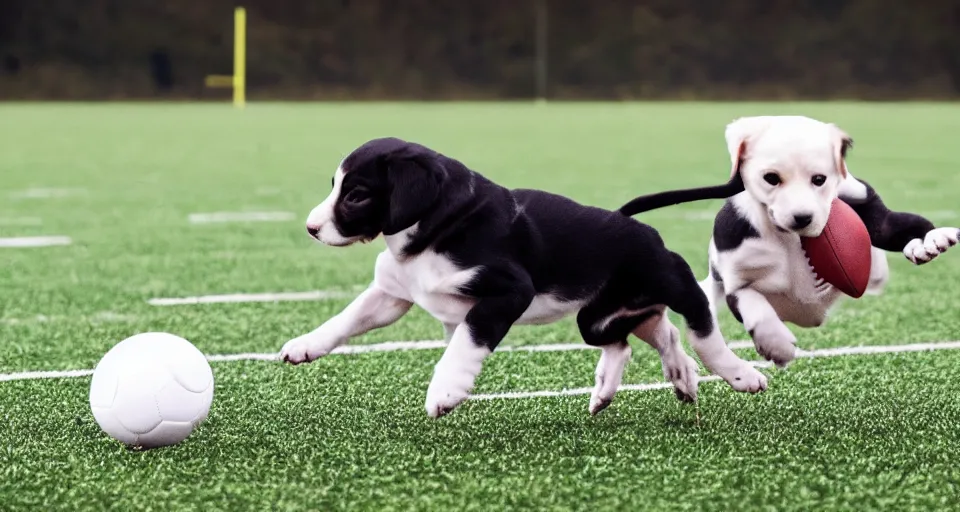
{"left": 1, "top": 102, "right": 960, "bottom": 510}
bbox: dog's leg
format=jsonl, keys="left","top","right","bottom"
{"left": 588, "top": 341, "right": 632, "bottom": 415}
{"left": 575, "top": 296, "right": 642, "bottom": 414}
{"left": 842, "top": 177, "right": 959, "bottom": 264}
{"left": 663, "top": 253, "right": 768, "bottom": 394}
{"left": 866, "top": 247, "right": 889, "bottom": 295}
{"left": 424, "top": 267, "right": 535, "bottom": 418}
{"left": 576, "top": 292, "right": 698, "bottom": 412}
{"left": 729, "top": 288, "right": 797, "bottom": 367}
{"left": 280, "top": 285, "right": 412, "bottom": 364}
{"left": 633, "top": 311, "right": 700, "bottom": 404}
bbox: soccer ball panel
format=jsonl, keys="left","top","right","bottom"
{"left": 91, "top": 406, "right": 138, "bottom": 446}
{"left": 137, "top": 421, "right": 195, "bottom": 449}
{"left": 163, "top": 341, "right": 214, "bottom": 394}
{"left": 156, "top": 379, "right": 204, "bottom": 423}
{"left": 88, "top": 364, "right": 119, "bottom": 409}
{"left": 193, "top": 384, "right": 214, "bottom": 425}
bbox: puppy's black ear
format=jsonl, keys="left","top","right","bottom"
{"left": 382, "top": 154, "right": 442, "bottom": 235}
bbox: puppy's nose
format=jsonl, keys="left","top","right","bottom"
{"left": 306, "top": 225, "right": 320, "bottom": 238}
{"left": 792, "top": 214, "right": 813, "bottom": 230}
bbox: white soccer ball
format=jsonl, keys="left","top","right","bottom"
{"left": 89, "top": 332, "right": 214, "bottom": 449}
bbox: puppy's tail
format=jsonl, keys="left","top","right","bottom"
{"left": 617, "top": 174, "right": 745, "bottom": 217}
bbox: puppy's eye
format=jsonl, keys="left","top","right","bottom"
{"left": 811, "top": 174, "right": 827, "bottom": 187}
{"left": 763, "top": 173, "right": 781, "bottom": 186}
{"left": 343, "top": 189, "right": 368, "bottom": 204}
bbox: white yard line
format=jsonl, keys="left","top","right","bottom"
{"left": 0, "top": 217, "right": 42, "bottom": 226}
{"left": 186, "top": 341, "right": 603, "bottom": 363}
{"left": 467, "top": 341, "right": 960, "bottom": 401}
{"left": 0, "top": 369, "right": 94, "bottom": 382}
{"left": 148, "top": 290, "right": 355, "bottom": 306}
{"left": 8, "top": 188, "right": 86, "bottom": 199}
{"left": 0, "top": 236, "right": 72, "bottom": 248}
{"left": 470, "top": 376, "right": 727, "bottom": 400}
{"left": 794, "top": 340, "right": 960, "bottom": 358}
{"left": 188, "top": 211, "right": 296, "bottom": 224}
{"left": 2, "top": 339, "right": 959, "bottom": 386}
{"left": 2, "top": 311, "right": 137, "bottom": 326}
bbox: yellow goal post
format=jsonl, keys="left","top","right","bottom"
{"left": 204, "top": 7, "right": 246, "bottom": 108}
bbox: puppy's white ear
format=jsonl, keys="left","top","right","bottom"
{"left": 829, "top": 123, "right": 853, "bottom": 178}
{"left": 724, "top": 116, "right": 772, "bottom": 178}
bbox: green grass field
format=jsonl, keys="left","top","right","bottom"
{"left": 2, "top": 102, "right": 960, "bottom": 511}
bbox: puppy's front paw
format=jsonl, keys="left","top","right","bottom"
{"left": 750, "top": 320, "right": 798, "bottom": 367}
{"left": 279, "top": 332, "right": 342, "bottom": 365}
{"left": 424, "top": 363, "right": 477, "bottom": 419}
{"left": 904, "top": 228, "right": 960, "bottom": 265}
{"left": 724, "top": 363, "right": 768, "bottom": 394}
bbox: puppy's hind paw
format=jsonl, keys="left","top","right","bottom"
{"left": 662, "top": 351, "right": 700, "bottom": 403}
{"left": 750, "top": 320, "right": 798, "bottom": 368}
{"left": 589, "top": 342, "right": 631, "bottom": 415}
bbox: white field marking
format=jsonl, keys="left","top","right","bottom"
{"left": 1, "top": 311, "right": 136, "bottom": 326}
{"left": 794, "top": 340, "right": 960, "bottom": 358}
{"left": 0, "top": 340, "right": 732, "bottom": 383}
{"left": 147, "top": 290, "right": 355, "bottom": 306}
{"left": 0, "top": 236, "right": 72, "bottom": 248}
{"left": 466, "top": 341, "right": 960, "bottom": 401}
{"left": 187, "top": 211, "right": 296, "bottom": 224}
{"left": 2, "top": 339, "right": 959, "bottom": 385}
{"left": 0, "top": 217, "right": 42, "bottom": 226}
{"left": 0, "top": 369, "right": 94, "bottom": 382}
{"left": 470, "top": 375, "right": 726, "bottom": 400}
{"left": 8, "top": 188, "right": 86, "bottom": 199}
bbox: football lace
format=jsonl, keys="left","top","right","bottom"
{"left": 805, "top": 253, "right": 826, "bottom": 286}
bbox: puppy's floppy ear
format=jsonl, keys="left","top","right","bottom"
{"left": 829, "top": 123, "right": 853, "bottom": 178}
{"left": 724, "top": 116, "right": 773, "bottom": 178}
{"left": 382, "top": 152, "right": 442, "bottom": 235}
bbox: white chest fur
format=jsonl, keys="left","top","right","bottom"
{"left": 372, "top": 245, "right": 585, "bottom": 327}
{"left": 716, "top": 235, "right": 844, "bottom": 328}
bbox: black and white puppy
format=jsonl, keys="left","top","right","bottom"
{"left": 626, "top": 115, "right": 959, "bottom": 367}
{"left": 280, "top": 137, "right": 767, "bottom": 418}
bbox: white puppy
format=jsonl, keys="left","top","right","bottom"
{"left": 697, "top": 115, "right": 959, "bottom": 365}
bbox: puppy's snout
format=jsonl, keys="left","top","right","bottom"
{"left": 791, "top": 214, "right": 813, "bottom": 230}
{"left": 306, "top": 225, "right": 320, "bottom": 239}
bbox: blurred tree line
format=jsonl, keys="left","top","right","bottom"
{"left": 1, "top": 0, "right": 959, "bottom": 100}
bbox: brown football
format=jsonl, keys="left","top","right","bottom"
{"left": 800, "top": 198, "right": 872, "bottom": 298}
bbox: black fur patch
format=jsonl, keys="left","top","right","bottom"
{"left": 713, "top": 200, "right": 760, "bottom": 252}
{"left": 841, "top": 178, "right": 936, "bottom": 252}
{"left": 725, "top": 294, "right": 743, "bottom": 324}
